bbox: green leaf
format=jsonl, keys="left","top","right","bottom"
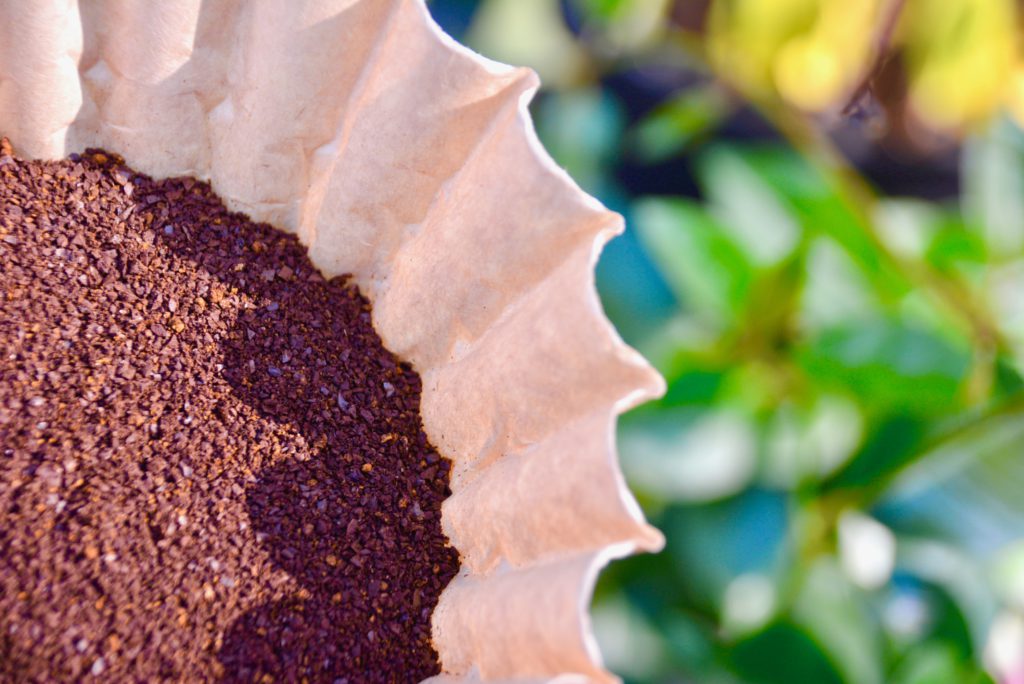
{"left": 467, "top": 0, "right": 588, "bottom": 87}
{"left": 661, "top": 610, "right": 725, "bottom": 680}
{"left": 895, "top": 540, "right": 999, "bottom": 656}
{"left": 730, "top": 621, "right": 845, "bottom": 684}
{"left": 962, "top": 118, "right": 1024, "bottom": 258}
{"left": 571, "top": 0, "right": 621, "bottom": 19}
{"left": 742, "top": 251, "right": 807, "bottom": 353}
{"left": 824, "top": 416, "right": 928, "bottom": 492}
{"left": 762, "top": 394, "right": 864, "bottom": 488}
{"left": 661, "top": 366, "right": 728, "bottom": 406}
{"left": 889, "top": 642, "right": 973, "bottom": 684}
{"left": 925, "top": 216, "right": 988, "bottom": 275}
{"left": 630, "top": 86, "right": 730, "bottom": 163}
{"left": 874, "top": 199, "right": 942, "bottom": 261}
{"left": 799, "top": 237, "right": 879, "bottom": 333}
{"left": 657, "top": 492, "right": 789, "bottom": 614}
{"left": 992, "top": 540, "right": 1024, "bottom": 608}
{"left": 717, "top": 146, "right": 909, "bottom": 299}
{"left": 922, "top": 584, "right": 978, "bottom": 662}
{"left": 591, "top": 595, "right": 669, "bottom": 682}
{"left": 791, "top": 559, "right": 884, "bottom": 684}
{"left": 696, "top": 146, "right": 803, "bottom": 266}
{"left": 634, "top": 197, "right": 755, "bottom": 326}
{"left": 798, "top": 320, "right": 972, "bottom": 417}
{"left": 619, "top": 408, "right": 757, "bottom": 503}
{"left": 994, "top": 358, "right": 1024, "bottom": 395}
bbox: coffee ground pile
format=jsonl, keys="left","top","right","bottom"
{"left": 0, "top": 140, "right": 460, "bottom": 683}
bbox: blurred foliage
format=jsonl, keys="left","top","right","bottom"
{"left": 430, "top": 1, "right": 1024, "bottom": 682}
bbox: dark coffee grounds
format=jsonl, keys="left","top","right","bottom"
{"left": 0, "top": 140, "right": 460, "bottom": 683}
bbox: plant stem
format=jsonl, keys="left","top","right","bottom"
{"left": 841, "top": 0, "right": 907, "bottom": 115}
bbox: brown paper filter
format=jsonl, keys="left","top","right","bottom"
{"left": 0, "top": 1, "right": 665, "bottom": 681}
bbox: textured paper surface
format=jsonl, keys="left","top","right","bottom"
{"left": 0, "top": 1, "right": 665, "bottom": 681}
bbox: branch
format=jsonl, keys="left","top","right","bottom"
{"left": 841, "top": 0, "right": 907, "bottom": 116}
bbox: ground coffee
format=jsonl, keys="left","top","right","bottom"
{"left": 0, "top": 139, "right": 460, "bottom": 683}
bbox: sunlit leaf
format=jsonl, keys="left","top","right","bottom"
{"left": 962, "top": 119, "right": 1024, "bottom": 257}
{"left": 799, "top": 238, "right": 879, "bottom": 333}
{"left": 696, "top": 146, "right": 803, "bottom": 266}
{"left": 991, "top": 540, "right": 1024, "bottom": 610}
{"left": 620, "top": 408, "right": 757, "bottom": 503}
{"left": 926, "top": 219, "right": 988, "bottom": 276}
{"left": 634, "top": 197, "right": 755, "bottom": 326}
{"left": 888, "top": 642, "right": 974, "bottom": 684}
{"left": 764, "top": 395, "right": 864, "bottom": 488}
{"left": 712, "top": 146, "right": 908, "bottom": 299}
{"left": 874, "top": 200, "right": 941, "bottom": 261}
{"left": 591, "top": 596, "right": 670, "bottom": 682}
{"left": 466, "top": 0, "right": 589, "bottom": 86}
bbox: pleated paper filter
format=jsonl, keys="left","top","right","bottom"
{"left": 0, "top": 1, "right": 665, "bottom": 681}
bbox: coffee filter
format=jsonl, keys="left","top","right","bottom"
{"left": 0, "top": 1, "right": 665, "bottom": 681}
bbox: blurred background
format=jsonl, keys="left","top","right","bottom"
{"left": 428, "top": 1, "right": 1024, "bottom": 682}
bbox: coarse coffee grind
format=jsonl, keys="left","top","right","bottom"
{"left": 0, "top": 138, "right": 460, "bottom": 683}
